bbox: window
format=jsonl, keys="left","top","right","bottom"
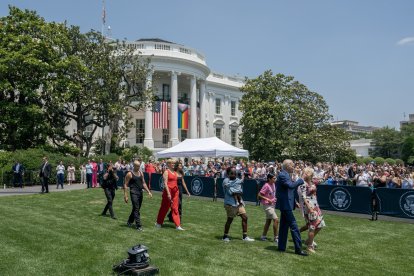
{"left": 231, "top": 101, "right": 236, "bottom": 116}
{"left": 215, "top": 128, "right": 221, "bottom": 139}
{"left": 231, "top": 129, "right": 237, "bottom": 146}
{"left": 155, "top": 44, "right": 171, "bottom": 50}
{"left": 181, "top": 129, "right": 187, "bottom": 141}
{"left": 215, "top": 98, "right": 221, "bottom": 114}
{"left": 162, "top": 129, "right": 169, "bottom": 144}
{"left": 135, "top": 119, "right": 145, "bottom": 144}
{"left": 162, "top": 84, "right": 170, "bottom": 101}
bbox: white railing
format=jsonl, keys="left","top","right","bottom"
{"left": 125, "top": 40, "right": 206, "bottom": 64}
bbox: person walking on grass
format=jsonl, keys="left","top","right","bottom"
{"left": 168, "top": 161, "right": 191, "bottom": 222}
{"left": 276, "top": 159, "right": 307, "bottom": 256}
{"left": 156, "top": 159, "right": 185, "bottom": 231}
{"left": 124, "top": 160, "right": 152, "bottom": 231}
{"left": 101, "top": 164, "right": 119, "bottom": 219}
{"left": 222, "top": 166, "right": 254, "bottom": 242}
{"left": 298, "top": 167, "right": 325, "bottom": 253}
{"left": 258, "top": 173, "right": 279, "bottom": 243}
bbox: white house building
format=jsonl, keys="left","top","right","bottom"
{"left": 122, "top": 38, "right": 244, "bottom": 151}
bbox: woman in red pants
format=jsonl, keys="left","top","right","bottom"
{"left": 156, "top": 159, "right": 185, "bottom": 230}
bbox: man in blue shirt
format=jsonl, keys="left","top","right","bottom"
{"left": 85, "top": 160, "right": 93, "bottom": 189}
{"left": 276, "top": 159, "right": 307, "bottom": 256}
{"left": 222, "top": 167, "right": 254, "bottom": 242}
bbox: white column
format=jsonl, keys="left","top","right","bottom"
{"left": 199, "top": 80, "right": 206, "bottom": 138}
{"left": 170, "top": 71, "right": 179, "bottom": 146}
{"left": 190, "top": 76, "right": 197, "bottom": 139}
{"left": 143, "top": 73, "right": 154, "bottom": 148}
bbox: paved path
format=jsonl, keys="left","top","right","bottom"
{"left": 0, "top": 183, "right": 88, "bottom": 197}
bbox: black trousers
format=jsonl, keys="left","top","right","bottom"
{"left": 13, "top": 173, "right": 23, "bottom": 188}
{"left": 278, "top": 210, "right": 302, "bottom": 252}
{"left": 41, "top": 177, "right": 49, "bottom": 193}
{"left": 128, "top": 190, "right": 143, "bottom": 228}
{"left": 86, "top": 173, "right": 92, "bottom": 188}
{"left": 102, "top": 188, "right": 116, "bottom": 217}
{"left": 168, "top": 187, "right": 183, "bottom": 221}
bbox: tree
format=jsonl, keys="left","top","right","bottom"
{"left": 43, "top": 27, "right": 154, "bottom": 156}
{"left": 371, "top": 127, "right": 402, "bottom": 159}
{"left": 239, "top": 70, "right": 354, "bottom": 162}
{"left": 0, "top": 7, "right": 65, "bottom": 150}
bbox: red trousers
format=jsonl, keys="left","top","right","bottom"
{"left": 157, "top": 186, "right": 181, "bottom": 227}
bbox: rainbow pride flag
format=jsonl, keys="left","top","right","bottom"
{"left": 178, "top": 103, "right": 189, "bottom": 129}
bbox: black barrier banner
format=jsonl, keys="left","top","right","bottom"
{"left": 242, "top": 179, "right": 260, "bottom": 202}
{"left": 316, "top": 185, "right": 372, "bottom": 215}
{"left": 184, "top": 176, "right": 215, "bottom": 198}
{"left": 150, "top": 173, "right": 164, "bottom": 191}
{"left": 376, "top": 188, "right": 414, "bottom": 219}
{"left": 216, "top": 178, "right": 224, "bottom": 199}
{"left": 116, "top": 171, "right": 125, "bottom": 187}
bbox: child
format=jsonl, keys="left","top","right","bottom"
{"left": 258, "top": 173, "right": 279, "bottom": 243}
{"left": 228, "top": 169, "right": 245, "bottom": 207}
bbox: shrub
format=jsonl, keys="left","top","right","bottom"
{"left": 395, "top": 159, "right": 404, "bottom": 166}
{"left": 362, "top": 156, "right": 373, "bottom": 164}
{"left": 356, "top": 157, "right": 364, "bottom": 165}
{"left": 374, "top": 157, "right": 385, "bottom": 165}
{"left": 385, "top": 158, "right": 396, "bottom": 166}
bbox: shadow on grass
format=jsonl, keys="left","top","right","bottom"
{"left": 265, "top": 246, "right": 298, "bottom": 255}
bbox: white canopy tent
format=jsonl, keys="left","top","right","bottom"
{"left": 155, "top": 137, "right": 249, "bottom": 158}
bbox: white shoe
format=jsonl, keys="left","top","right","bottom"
{"left": 260, "top": 236, "right": 267, "bottom": 241}
{"left": 176, "top": 226, "right": 185, "bottom": 231}
{"left": 222, "top": 237, "right": 230, "bottom": 242}
{"left": 274, "top": 237, "right": 279, "bottom": 244}
{"left": 243, "top": 236, "right": 255, "bottom": 242}
{"left": 155, "top": 223, "right": 162, "bottom": 228}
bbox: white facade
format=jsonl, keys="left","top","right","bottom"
{"left": 350, "top": 139, "right": 374, "bottom": 157}
{"left": 123, "top": 39, "right": 244, "bottom": 151}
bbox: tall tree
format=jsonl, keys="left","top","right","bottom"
{"left": 44, "top": 27, "right": 154, "bottom": 156}
{"left": 239, "top": 70, "right": 354, "bottom": 162}
{"left": 371, "top": 127, "right": 402, "bottom": 159}
{"left": 0, "top": 7, "right": 64, "bottom": 150}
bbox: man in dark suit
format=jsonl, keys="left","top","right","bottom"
{"left": 39, "top": 157, "right": 52, "bottom": 193}
{"left": 276, "top": 159, "right": 307, "bottom": 256}
{"left": 12, "top": 161, "right": 25, "bottom": 188}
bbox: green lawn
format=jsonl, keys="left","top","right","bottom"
{"left": 0, "top": 189, "right": 413, "bottom": 276}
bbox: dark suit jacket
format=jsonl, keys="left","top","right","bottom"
{"left": 39, "top": 162, "right": 52, "bottom": 178}
{"left": 98, "top": 162, "right": 107, "bottom": 173}
{"left": 12, "top": 163, "right": 24, "bottom": 174}
{"left": 276, "top": 170, "right": 304, "bottom": 211}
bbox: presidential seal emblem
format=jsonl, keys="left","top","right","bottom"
{"left": 329, "top": 187, "right": 351, "bottom": 211}
{"left": 191, "top": 177, "right": 203, "bottom": 196}
{"left": 400, "top": 191, "right": 414, "bottom": 218}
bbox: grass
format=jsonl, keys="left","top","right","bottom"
{"left": 0, "top": 189, "right": 413, "bottom": 276}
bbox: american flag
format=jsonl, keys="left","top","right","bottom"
{"left": 153, "top": 101, "right": 169, "bottom": 129}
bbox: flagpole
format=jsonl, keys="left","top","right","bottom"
{"left": 101, "top": 0, "right": 106, "bottom": 37}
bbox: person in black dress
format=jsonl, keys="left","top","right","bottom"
{"left": 168, "top": 162, "right": 191, "bottom": 222}
{"left": 101, "top": 164, "right": 119, "bottom": 219}
{"left": 124, "top": 160, "right": 152, "bottom": 231}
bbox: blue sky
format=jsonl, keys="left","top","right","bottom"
{"left": 2, "top": 0, "right": 413, "bottom": 128}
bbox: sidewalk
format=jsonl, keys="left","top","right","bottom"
{"left": 0, "top": 183, "right": 88, "bottom": 197}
